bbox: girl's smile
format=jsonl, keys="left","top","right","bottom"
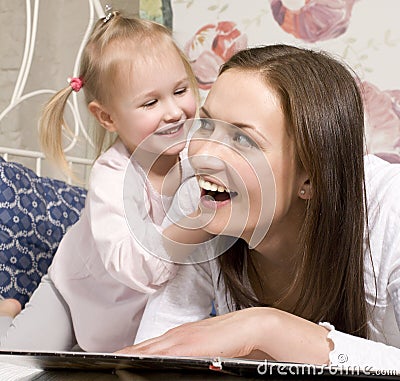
{"left": 98, "top": 45, "right": 197, "bottom": 157}
{"left": 154, "top": 119, "right": 186, "bottom": 137}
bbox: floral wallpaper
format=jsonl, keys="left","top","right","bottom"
{"left": 140, "top": 0, "right": 400, "bottom": 162}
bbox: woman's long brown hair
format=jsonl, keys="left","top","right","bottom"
{"left": 218, "top": 44, "right": 369, "bottom": 338}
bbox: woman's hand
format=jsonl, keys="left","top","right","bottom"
{"left": 116, "top": 307, "right": 332, "bottom": 365}
{"left": 117, "top": 307, "right": 271, "bottom": 358}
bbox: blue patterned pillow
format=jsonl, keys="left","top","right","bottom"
{"left": 0, "top": 157, "right": 87, "bottom": 306}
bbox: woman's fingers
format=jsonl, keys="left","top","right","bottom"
{"left": 116, "top": 307, "right": 331, "bottom": 365}
{"left": 116, "top": 309, "right": 267, "bottom": 358}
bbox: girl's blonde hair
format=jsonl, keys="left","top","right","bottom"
{"left": 39, "top": 12, "right": 198, "bottom": 177}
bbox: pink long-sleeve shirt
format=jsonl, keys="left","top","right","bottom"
{"left": 49, "top": 139, "right": 196, "bottom": 352}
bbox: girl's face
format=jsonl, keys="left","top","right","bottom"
{"left": 104, "top": 47, "right": 197, "bottom": 156}
{"left": 188, "top": 70, "right": 307, "bottom": 246}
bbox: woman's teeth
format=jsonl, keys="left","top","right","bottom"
{"left": 198, "top": 177, "right": 227, "bottom": 193}
{"left": 198, "top": 176, "right": 238, "bottom": 203}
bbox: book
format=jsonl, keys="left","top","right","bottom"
{"left": 0, "top": 350, "right": 399, "bottom": 380}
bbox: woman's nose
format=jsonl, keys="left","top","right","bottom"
{"left": 189, "top": 139, "right": 227, "bottom": 172}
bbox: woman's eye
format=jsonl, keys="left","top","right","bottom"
{"left": 174, "top": 87, "right": 187, "bottom": 95}
{"left": 233, "top": 133, "right": 257, "bottom": 148}
{"left": 199, "top": 118, "right": 215, "bottom": 132}
{"left": 192, "top": 118, "right": 215, "bottom": 139}
{"left": 143, "top": 99, "right": 157, "bottom": 108}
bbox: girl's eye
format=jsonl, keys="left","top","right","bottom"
{"left": 233, "top": 132, "right": 257, "bottom": 148}
{"left": 143, "top": 99, "right": 157, "bottom": 108}
{"left": 174, "top": 87, "right": 187, "bottom": 95}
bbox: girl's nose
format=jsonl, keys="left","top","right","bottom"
{"left": 164, "top": 99, "right": 183, "bottom": 122}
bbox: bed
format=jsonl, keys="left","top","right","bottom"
{"left": 0, "top": 0, "right": 108, "bottom": 307}
{"left": 0, "top": 1, "right": 103, "bottom": 378}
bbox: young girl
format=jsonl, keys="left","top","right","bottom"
{"left": 119, "top": 45, "right": 400, "bottom": 371}
{"left": 0, "top": 10, "right": 202, "bottom": 352}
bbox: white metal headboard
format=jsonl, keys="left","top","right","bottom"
{"left": 0, "top": 147, "right": 94, "bottom": 185}
{"left": 0, "top": 0, "right": 106, "bottom": 184}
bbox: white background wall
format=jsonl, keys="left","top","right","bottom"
{"left": 0, "top": 0, "right": 139, "bottom": 180}
{"left": 166, "top": 0, "right": 400, "bottom": 163}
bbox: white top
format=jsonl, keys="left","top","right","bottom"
{"left": 48, "top": 139, "right": 196, "bottom": 352}
{"left": 135, "top": 154, "right": 400, "bottom": 372}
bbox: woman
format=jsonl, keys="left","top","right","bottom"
{"left": 119, "top": 44, "right": 400, "bottom": 370}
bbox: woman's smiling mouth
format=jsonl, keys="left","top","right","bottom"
{"left": 197, "top": 176, "right": 238, "bottom": 207}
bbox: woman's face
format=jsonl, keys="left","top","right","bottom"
{"left": 188, "top": 69, "right": 307, "bottom": 246}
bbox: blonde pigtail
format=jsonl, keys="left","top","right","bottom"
{"left": 38, "top": 85, "right": 76, "bottom": 179}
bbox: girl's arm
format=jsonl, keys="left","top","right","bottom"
{"left": 88, "top": 149, "right": 178, "bottom": 292}
{"left": 162, "top": 209, "right": 213, "bottom": 263}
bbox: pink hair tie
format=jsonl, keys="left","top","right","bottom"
{"left": 67, "top": 77, "right": 84, "bottom": 92}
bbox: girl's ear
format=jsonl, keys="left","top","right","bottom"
{"left": 88, "top": 101, "right": 116, "bottom": 132}
{"left": 299, "top": 179, "right": 313, "bottom": 200}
